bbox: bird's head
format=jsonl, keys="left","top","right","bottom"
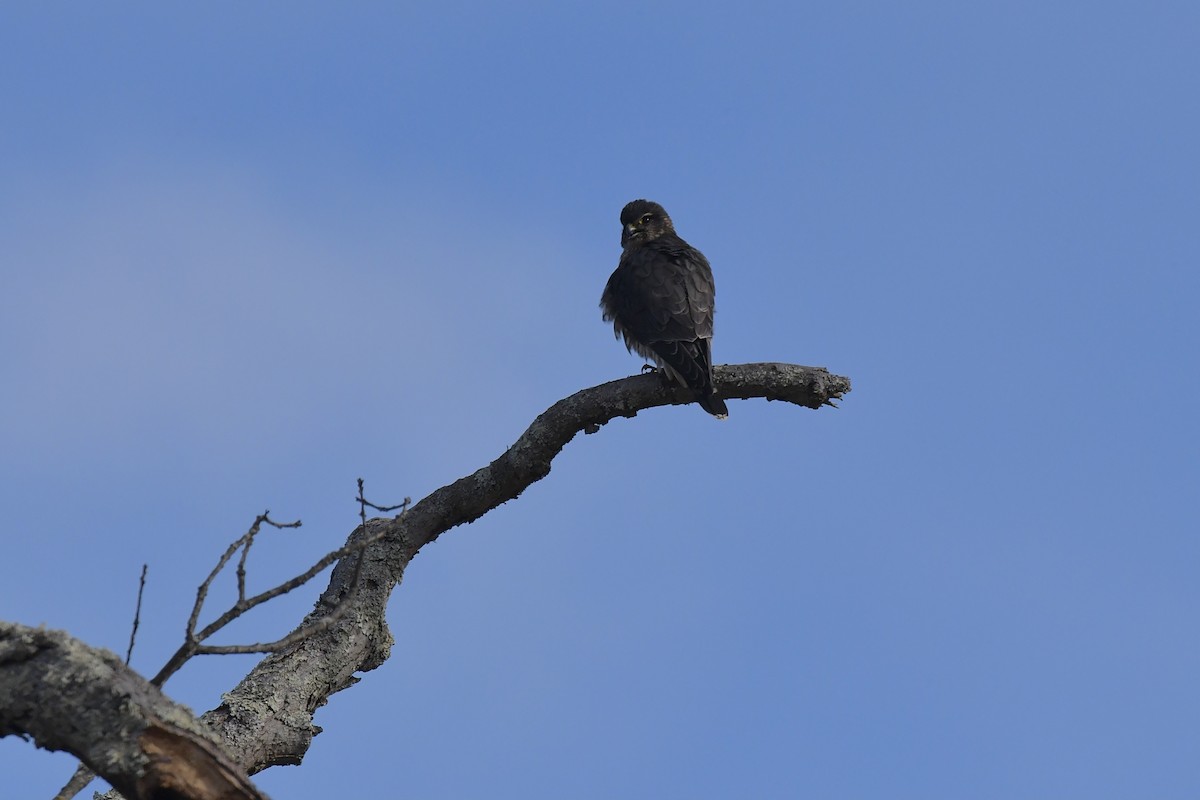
{"left": 620, "top": 199, "right": 674, "bottom": 247}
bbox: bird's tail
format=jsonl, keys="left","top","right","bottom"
{"left": 698, "top": 392, "right": 729, "bottom": 419}
{"left": 648, "top": 339, "right": 730, "bottom": 420}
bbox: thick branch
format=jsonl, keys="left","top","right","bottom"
{"left": 400, "top": 362, "right": 849, "bottom": 547}
{"left": 0, "top": 622, "right": 264, "bottom": 800}
{"left": 201, "top": 362, "right": 849, "bottom": 773}
{"left": 9, "top": 365, "right": 847, "bottom": 792}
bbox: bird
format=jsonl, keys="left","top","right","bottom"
{"left": 600, "top": 199, "right": 729, "bottom": 419}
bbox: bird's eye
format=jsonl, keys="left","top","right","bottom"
{"left": 640, "top": 213, "right": 654, "bottom": 224}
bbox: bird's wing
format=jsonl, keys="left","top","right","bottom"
{"left": 602, "top": 239, "right": 716, "bottom": 345}
{"left": 648, "top": 338, "right": 713, "bottom": 391}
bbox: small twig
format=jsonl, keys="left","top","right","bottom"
{"left": 350, "top": 480, "right": 409, "bottom": 620}
{"left": 235, "top": 529, "right": 253, "bottom": 604}
{"left": 357, "top": 477, "right": 410, "bottom": 514}
{"left": 151, "top": 512, "right": 301, "bottom": 686}
{"left": 125, "top": 563, "right": 149, "bottom": 665}
{"left": 192, "top": 526, "right": 386, "bottom": 645}
{"left": 150, "top": 489, "right": 409, "bottom": 687}
{"left": 187, "top": 513, "right": 300, "bottom": 645}
{"left": 51, "top": 765, "right": 95, "bottom": 800}
{"left": 180, "top": 484, "right": 411, "bottom": 661}
{"left": 56, "top": 566, "right": 154, "bottom": 799}
{"left": 191, "top": 525, "right": 393, "bottom": 657}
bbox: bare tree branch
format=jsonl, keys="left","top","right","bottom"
{"left": 11, "top": 364, "right": 849, "bottom": 796}
{"left": 201, "top": 363, "right": 851, "bottom": 773}
{"left": 151, "top": 513, "right": 303, "bottom": 687}
{"left": 51, "top": 768, "right": 93, "bottom": 800}
{"left": 182, "top": 518, "right": 399, "bottom": 660}
{"left": 51, "top": 504, "right": 403, "bottom": 800}
{"left": 0, "top": 623, "right": 266, "bottom": 800}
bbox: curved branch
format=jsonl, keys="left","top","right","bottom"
{"left": 200, "top": 362, "right": 850, "bottom": 773}
{"left": 0, "top": 623, "right": 264, "bottom": 800}
{"left": 401, "top": 362, "right": 851, "bottom": 546}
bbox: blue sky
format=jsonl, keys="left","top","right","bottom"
{"left": 2, "top": 3, "right": 1197, "bottom": 797}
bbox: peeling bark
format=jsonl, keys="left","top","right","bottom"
{"left": 0, "top": 623, "right": 264, "bottom": 800}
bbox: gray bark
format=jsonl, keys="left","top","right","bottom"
{"left": 0, "top": 363, "right": 850, "bottom": 793}
{"left": 204, "top": 363, "right": 851, "bottom": 773}
{"left": 0, "top": 623, "right": 264, "bottom": 800}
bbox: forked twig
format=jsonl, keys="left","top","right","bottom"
{"left": 150, "top": 486, "right": 408, "bottom": 686}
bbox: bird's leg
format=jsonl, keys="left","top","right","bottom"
{"left": 641, "top": 363, "right": 674, "bottom": 387}
{"left": 641, "top": 363, "right": 683, "bottom": 397}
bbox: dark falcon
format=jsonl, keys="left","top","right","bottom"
{"left": 601, "top": 199, "right": 729, "bottom": 418}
